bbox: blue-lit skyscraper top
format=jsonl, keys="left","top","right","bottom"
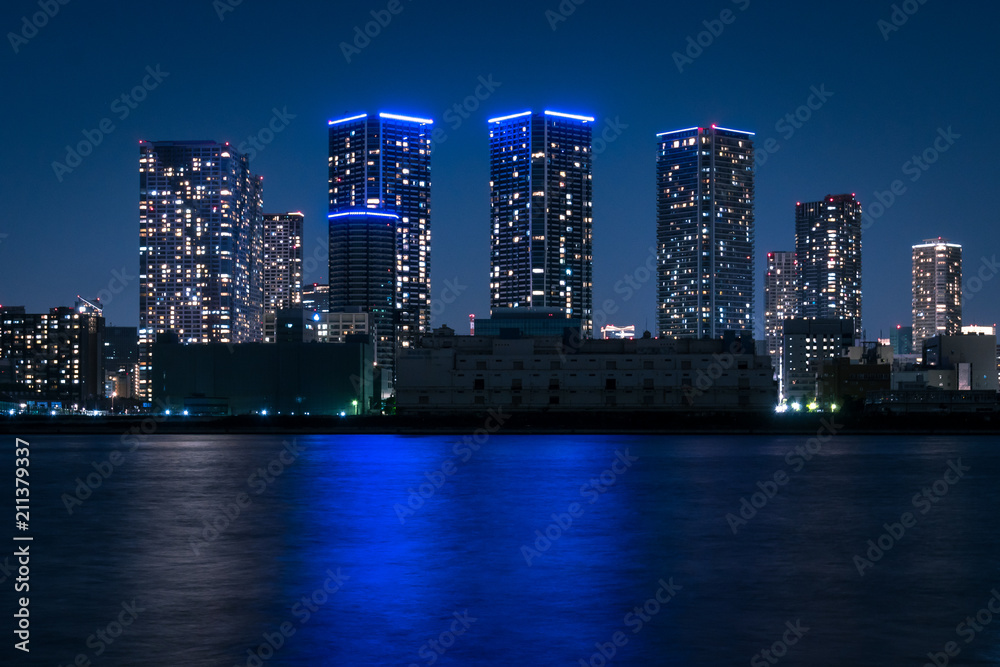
{"left": 488, "top": 110, "right": 594, "bottom": 337}
{"left": 656, "top": 125, "right": 755, "bottom": 339}
{"left": 328, "top": 112, "right": 432, "bottom": 350}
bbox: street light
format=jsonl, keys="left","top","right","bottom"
{"left": 352, "top": 399, "right": 359, "bottom": 416}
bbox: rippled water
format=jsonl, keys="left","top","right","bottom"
{"left": 6, "top": 432, "right": 1000, "bottom": 665}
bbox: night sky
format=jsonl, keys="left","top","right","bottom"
{"left": 2, "top": 0, "right": 997, "bottom": 338}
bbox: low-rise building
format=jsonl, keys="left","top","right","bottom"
{"left": 151, "top": 338, "right": 375, "bottom": 415}
{"left": 397, "top": 328, "right": 775, "bottom": 413}
{"left": 781, "top": 318, "right": 856, "bottom": 403}
{"left": 923, "top": 333, "right": 999, "bottom": 392}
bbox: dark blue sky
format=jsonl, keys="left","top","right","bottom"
{"left": 2, "top": 0, "right": 997, "bottom": 337}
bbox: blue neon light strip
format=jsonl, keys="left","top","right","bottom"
{"left": 712, "top": 125, "right": 756, "bottom": 136}
{"left": 328, "top": 113, "right": 368, "bottom": 126}
{"left": 488, "top": 111, "right": 532, "bottom": 123}
{"left": 328, "top": 211, "right": 399, "bottom": 220}
{"left": 656, "top": 127, "right": 700, "bottom": 137}
{"left": 544, "top": 110, "right": 594, "bottom": 122}
{"left": 379, "top": 112, "right": 434, "bottom": 124}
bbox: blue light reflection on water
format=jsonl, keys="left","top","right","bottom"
{"left": 11, "top": 433, "right": 1000, "bottom": 666}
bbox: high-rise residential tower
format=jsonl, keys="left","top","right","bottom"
{"left": 262, "top": 212, "right": 304, "bottom": 343}
{"left": 488, "top": 110, "right": 594, "bottom": 337}
{"left": 328, "top": 112, "right": 432, "bottom": 352}
{"left": 328, "top": 210, "right": 397, "bottom": 380}
{"left": 656, "top": 125, "right": 755, "bottom": 339}
{"left": 138, "top": 140, "right": 263, "bottom": 398}
{"left": 795, "top": 194, "right": 863, "bottom": 337}
{"left": 764, "top": 251, "right": 798, "bottom": 379}
{"left": 912, "top": 238, "right": 962, "bottom": 352}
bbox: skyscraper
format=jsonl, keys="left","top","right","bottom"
{"left": 656, "top": 125, "right": 755, "bottom": 339}
{"left": 262, "top": 212, "right": 304, "bottom": 343}
{"left": 138, "top": 140, "right": 263, "bottom": 398}
{"left": 890, "top": 324, "right": 914, "bottom": 356}
{"left": 764, "top": 251, "right": 798, "bottom": 379}
{"left": 912, "top": 238, "right": 962, "bottom": 352}
{"left": 328, "top": 112, "right": 432, "bottom": 351}
{"left": 488, "top": 110, "right": 594, "bottom": 337}
{"left": 795, "top": 194, "right": 862, "bottom": 337}
{"left": 328, "top": 210, "right": 397, "bottom": 380}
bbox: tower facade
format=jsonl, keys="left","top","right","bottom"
{"left": 795, "top": 194, "right": 862, "bottom": 337}
{"left": 656, "top": 125, "right": 755, "bottom": 339}
{"left": 328, "top": 113, "right": 432, "bottom": 351}
{"left": 138, "top": 140, "right": 263, "bottom": 398}
{"left": 328, "top": 210, "right": 397, "bottom": 378}
{"left": 912, "top": 238, "right": 962, "bottom": 352}
{"left": 488, "top": 111, "right": 594, "bottom": 337}
{"left": 764, "top": 251, "right": 798, "bottom": 379}
{"left": 262, "top": 212, "right": 304, "bottom": 343}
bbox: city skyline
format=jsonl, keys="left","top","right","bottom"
{"left": 2, "top": 1, "right": 997, "bottom": 344}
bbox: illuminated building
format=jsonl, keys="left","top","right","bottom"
{"left": 138, "top": 140, "right": 264, "bottom": 399}
{"left": 302, "top": 283, "right": 329, "bottom": 313}
{"left": 962, "top": 325, "right": 995, "bottom": 336}
{"left": 764, "top": 251, "right": 798, "bottom": 383}
{"left": 328, "top": 112, "right": 432, "bottom": 353}
{"left": 488, "top": 111, "right": 594, "bottom": 337}
{"left": 781, "top": 318, "right": 855, "bottom": 403}
{"left": 103, "top": 326, "right": 138, "bottom": 400}
{"left": 0, "top": 305, "right": 104, "bottom": 404}
{"left": 656, "top": 125, "right": 755, "bottom": 339}
{"left": 262, "top": 212, "right": 304, "bottom": 343}
{"left": 328, "top": 210, "right": 397, "bottom": 383}
{"left": 890, "top": 325, "right": 914, "bottom": 355}
{"left": 602, "top": 325, "right": 636, "bottom": 340}
{"left": 912, "top": 238, "right": 962, "bottom": 352}
{"left": 795, "top": 194, "right": 862, "bottom": 338}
